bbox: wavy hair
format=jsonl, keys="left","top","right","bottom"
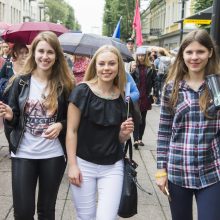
{"left": 22, "top": 31, "right": 75, "bottom": 111}
{"left": 83, "top": 45, "right": 126, "bottom": 96}
{"left": 166, "top": 29, "right": 220, "bottom": 115}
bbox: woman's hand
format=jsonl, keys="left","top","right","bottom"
{"left": 68, "top": 164, "right": 82, "bottom": 187}
{"left": 119, "top": 117, "right": 134, "bottom": 142}
{"left": 42, "top": 122, "right": 62, "bottom": 139}
{"left": 0, "top": 101, "right": 13, "bottom": 121}
{"left": 156, "top": 175, "right": 168, "bottom": 194}
{"left": 155, "top": 169, "right": 168, "bottom": 194}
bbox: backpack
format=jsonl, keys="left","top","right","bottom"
{"left": 157, "top": 56, "right": 171, "bottom": 75}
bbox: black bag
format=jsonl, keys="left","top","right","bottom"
{"left": 118, "top": 139, "right": 152, "bottom": 218}
{"left": 118, "top": 139, "right": 138, "bottom": 218}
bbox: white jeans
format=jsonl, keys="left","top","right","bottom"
{"left": 70, "top": 157, "right": 124, "bottom": 220}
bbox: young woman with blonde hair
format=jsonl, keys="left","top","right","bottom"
{"left": 66, "top": 45, "right": 134, "bottom": 220}
{"left": 0, "top": 31, "right": 74, "bottom": 220}
{"left": 156, "top": 29, "right": 220, "bottom": 220}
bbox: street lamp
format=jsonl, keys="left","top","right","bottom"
{"left": 179, "top": 0, "right": 188, "bottom": 44}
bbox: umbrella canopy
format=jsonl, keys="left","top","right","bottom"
{"left": 0, "top": 22, "right": 11, "bottom": 30}
{"left": 58, "top": 32, "right": 134, "bottom": 62}
{"left": 1, "top": 21, "right": 68, "bottom": 44}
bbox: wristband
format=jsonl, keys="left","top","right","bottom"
{"left": 155, "top": 171, "right": 167, "bottom": 178}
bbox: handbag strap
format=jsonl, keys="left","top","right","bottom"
{"left": 133, "top": 177, "right": 152, "bottom": 195}
{"left": 124, "top": 138, "right": 153, "bottom": 195}
{"left": 124, "top": 138, "right": 133, "bottom": 160}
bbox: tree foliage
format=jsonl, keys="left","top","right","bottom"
{"left": 102, "top": 0, "right": 135, "bottom": 40}
{"left": 44, "top": 0, "right": 80, "bottom": 31}
{"left": 193, "top": 0, "right": 213, "bottom": 31}
{"left": 193, "top": 0, "right": 213, "bottom": 13}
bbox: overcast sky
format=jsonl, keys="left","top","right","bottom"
{"left": 65, "top": 0, "right": 105, "bottom": 35}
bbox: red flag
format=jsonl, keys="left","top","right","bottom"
{"left": 133, "top": 0, "right": 143, "bottom": 46}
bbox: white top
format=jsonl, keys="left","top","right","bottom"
{"left": 11, "top": 76, "right": 64, "bottom": 159}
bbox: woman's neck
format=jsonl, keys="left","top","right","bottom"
{"left": 96, "top": 80, "right": 114, "bottom": 94}
{"left": 184, "top": 72, "right": 205, "bottom": 91}
{"left": 186, "top": 71, "right": 204, "bottom": 83}
{"left": 32, "top": 69, "right": 50, "bottom": 83}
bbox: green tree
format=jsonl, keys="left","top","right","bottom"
{"left": 102, "top": 0, "right": 135, "bottom": 40}
{"left": 193, "top": 0, "right": 213, "bottom": 13}
{"left": 193, "top": 0, "right": 213, "bottom": 32}
{"left": 65, "top": 5, "right": 81, "bottom": 31}
{"left": 44, "top": 0, "right": 80, "bottom": 31}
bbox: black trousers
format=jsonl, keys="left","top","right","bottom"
{"left": 12, "top": 156, "right": 66, "bottom": 220}
{"left": 169, "top": 181, "right": 220, "bottom": 220}
{"left": 139, "top": 111, "right": 147, "bottom": 140}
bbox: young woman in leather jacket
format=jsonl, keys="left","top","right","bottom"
{"left": 0, "top": 31, "right": 74, "bottom": 220}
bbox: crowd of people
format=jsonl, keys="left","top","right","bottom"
{"left": 0, "top": 28, "right": 220, "bottom": 220}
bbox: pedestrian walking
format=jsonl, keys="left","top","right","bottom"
{"left": 72, "top": 55, "right": 90, "bottom": 84}
{"left": 131, "top": 47, "right": 157, "bottom": 148}
{"left": 0, "top": 43, "right": 29, "bottom": 103}
{"left": 124, "top": 37, "right": 136, "bottom": 73}
{"left": 0, "top": 31, "right": 74, "bottom": 220}
{"left": 66, "top": 45, "right": 134, "bottom": 220}
{"left": 156, "top": 29, "right": 220, "bottom": 220}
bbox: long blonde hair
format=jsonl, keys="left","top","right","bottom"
{"left": 166, "top": 29, "right": 220, "bottom": 115}
{"left": 22, "top": 31, "right": 75, "bottom": 111}
{"left": 83, "top": 45, "right": 126, "bottom": 96}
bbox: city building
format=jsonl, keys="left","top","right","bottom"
{"left": 141, "top": 0, "right": 196, "bottom": 49}
{"left": 0, "top": 0, "right": 45, "bottom": 24}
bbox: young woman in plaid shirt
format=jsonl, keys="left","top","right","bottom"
{"left": 156, "top": 29, "right": 220, "bottom": 220}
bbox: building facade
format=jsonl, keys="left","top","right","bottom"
{"left": 0, "top": 0, "right": 45, "bottom": 24}
{"left": 141, "top": 0, "right": 196, "bottom": 49}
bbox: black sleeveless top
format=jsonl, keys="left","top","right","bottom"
{"left": 68, "top": 83, "right": 127, "bottom": 165}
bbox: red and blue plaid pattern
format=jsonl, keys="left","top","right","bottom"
{"left": 157, "top": 80, "right": 220, "bottom": 189}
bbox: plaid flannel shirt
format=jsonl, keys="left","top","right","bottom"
{"left": 157, "top": 80, "right": 220, "bottom": 189}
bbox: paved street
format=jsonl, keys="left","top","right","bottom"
{"left": 0, "top": 106, "right": 197, "bottom": 220}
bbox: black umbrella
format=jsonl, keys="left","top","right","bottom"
{"left": 58, "top": 32, "right": 134, "bottom": 62}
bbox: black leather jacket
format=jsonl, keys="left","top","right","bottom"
{"left": 5, "top": 73, "right": 69, "bottom": 155}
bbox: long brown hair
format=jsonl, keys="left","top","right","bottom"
{"left": 22, "top": 31, "right": 75, "bottom": 111}
{"left": 83, "top": 45, "right": 126, "bottom": 96}
{"left": 166, "top": 29, "right": 220, "bottom": 115}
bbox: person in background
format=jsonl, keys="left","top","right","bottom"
{"left": 1, "top": 41, "right": 11, "bottom": 62}
{"left": 64, "top": 53, "right": 74, "bottom": 71}
{"left": 131, "top": 47, "right": 157, "bottom": 149}
{"left": 0, "top": 56, "right": 5, "bottom": 70}
{"left": 0, "top": 40, "right": 5, "bottom": 69}
{"left": 72, "top": 55, "right": 90, "bottom": 84}
{"left": 66, "top": 45, "right": 134, "bottom": 220}
{"left": 156, "top": 29, "right": 220, "bottom": 220}
{"left": 0, "top": 43, "right": 29, "bottom": 158}
{"left": 124, "top": 37, "right": 136, "bottom": 73}
{"left": 154, "top": 48, "right": 172, "bottom": 105}
{"left": 0, "top": 31, "right": 74, "bottom": 220}
{"left": 0, "top": 43, "right": 29, "bottom": 81}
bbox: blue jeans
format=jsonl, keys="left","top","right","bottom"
{"left": 168, "top": 181, "right": 220, "bottom": 220}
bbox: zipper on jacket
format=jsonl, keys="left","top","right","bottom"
{"left": 17, "top": 79, "right": 30, "bottom": 150}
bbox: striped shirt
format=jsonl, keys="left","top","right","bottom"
{"left": 157, "top": 80, "right": 220, "bottom": 189}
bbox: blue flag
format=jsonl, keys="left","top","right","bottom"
{"left": 112, "top": 17, "right": 122, "bottom": 39}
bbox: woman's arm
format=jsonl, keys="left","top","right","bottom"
{"left": 157, "top": 84, "right": 173, "bottom": 169}
{"left": 66, "top": 102, "right": 82, "bottom": 186}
